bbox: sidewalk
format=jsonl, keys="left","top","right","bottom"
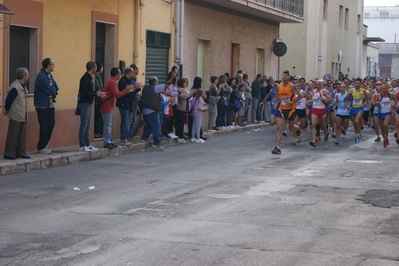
{"left": 0, "top": 123, "right": 269, "bottom": 176}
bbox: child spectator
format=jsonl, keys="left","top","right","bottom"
{"left": 160, "top": 86, "right": 175, "bottom": 139}
{"left": 190, "top": 89, "right": 207, "bottom": 142}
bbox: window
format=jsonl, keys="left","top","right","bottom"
{"left": 339, "top": 5, "right": 344, "bottom": 27}
{"left": 146, "top": 31, "right": 171, "bottom": 84}
{"left": 364, "top": 12, "right": 369, "bottom": 18}
{"left": 357, "top": 15, "right": 361, "bottom": 34}
{"left": 323, "top": 0, "right": 328, "bottom": 20}
{"left": 345, "top": 8, "right": 349, "bottom": 29}
{"left": 9, "top": 26, "right": 39, "bottom": 93}
{"left": 380, "top": 12, "right": 389, "bottom": 18}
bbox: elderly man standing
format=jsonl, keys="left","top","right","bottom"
{"left": 3, "top": 68, "right": 30, "bottom": 159}
{"left": 34, "top": 58, "right": 59, "bottom": 154}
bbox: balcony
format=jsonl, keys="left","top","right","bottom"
{"left": 189, "top": 0, "right": 304, "bottom": 23}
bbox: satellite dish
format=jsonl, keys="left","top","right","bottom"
{"left": 272, "top": 39, "right": 287, "bottom": 57}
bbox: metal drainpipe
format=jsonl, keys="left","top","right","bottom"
{"left": 133, "top": 0, "right": 140, "bottom": 64}
{"left": 179, "top": 0, "right": 184, "bottom": 75}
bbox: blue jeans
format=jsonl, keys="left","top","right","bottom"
{"left": 118, "top": 108, "right": 130, "bottom": 141}
{"left": 78, "top": 103, "right": 92, "bottom": 147}
{"left": 141, "top": 111, "right": 161, "bottom": 145}
{"left": 101, "top": 111, "right": 114, "bottom": 145}
{"left": 192, "top": 114, "right": 202, "bottom": 139}
{"left": 243, "top": 99, "right": 249, "bottom": 122}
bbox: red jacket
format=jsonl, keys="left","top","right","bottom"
{"left": 100, "top": 77, "right": 128, "bottom": 113}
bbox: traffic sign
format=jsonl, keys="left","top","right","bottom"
{"left": 323, "top": 73, "right": 335, "bottom": 82}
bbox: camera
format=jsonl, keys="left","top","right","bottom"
{"left": 171, "top": 65, "right": 179, "bottom": 75}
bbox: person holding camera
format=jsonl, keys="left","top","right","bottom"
{"left": 166, "top": 66, "right": 179, "bottom": 139}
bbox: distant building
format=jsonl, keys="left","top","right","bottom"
{"left": 280, "top": 0, "right": 364, "bottom": 80}
{"left": 364, "top": 6, "right": 399, "bottom": 78}
{"left": 364, "top": 6, "right": 399, "bottom": 43}
{"left": 377, "top": 43, "right": 399, "bottom": 78}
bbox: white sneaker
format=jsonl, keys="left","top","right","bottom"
{"left": 120, "top": 139, "right": 133, "bottom": 146}
{"left": 195, "top": 138, "right": 205, "bottom": 143}
{"left": 87, "top": 145, "right": 98, "bottom": 151}
{"left": 79, "top": 146, "right": 91, "bottom": 152}
{"left": 190, "top": 138, "right": 196, "bottom": 142}
{"left": 168, "top": 132, "right": 178, "bottom": 139}
{"left": 177, "top": 138, "right": 184, "bottom": 144}
{"left": 38, "top": 147, "right": 52, "bottom": 154}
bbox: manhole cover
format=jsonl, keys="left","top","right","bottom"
{"left": 358, "top": 190, "right": 399, "bottom": 208}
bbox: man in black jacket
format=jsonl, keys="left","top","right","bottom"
{"left": 78, "top": 61, "right": 106, "bottom": 152}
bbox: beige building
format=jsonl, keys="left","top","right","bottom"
{"left": 0, "top": 0, "right": 175, "bottom": 153}
{"left": 280, "top": 0, "right": 364, "bottom": 80}
{"left": 176, "top": 0, "right": 304, "bottom": 89}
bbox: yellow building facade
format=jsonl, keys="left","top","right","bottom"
{"left": 0, "top": 0, "right": 175, "bottom": 153}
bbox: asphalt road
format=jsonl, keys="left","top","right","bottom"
{"left": 1, "top": 125, "right": 399, "bottom": 266}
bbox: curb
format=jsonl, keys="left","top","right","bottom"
{"left": 0, "top": 123, "right": 269, "bottom": 176}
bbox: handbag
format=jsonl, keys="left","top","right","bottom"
{"left": 74, "top": 104, "right": 80, "bottom": 116}
{"left": 95, "top": 95, "right": 112, "bottom": 109}
{"left": 234, "top": 98, "right": 243, "bottom": 111}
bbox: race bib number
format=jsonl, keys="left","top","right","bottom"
{"left": 382, "top": 101, "right": 390, "bottom": 107}
{"left": 339, "top": 108, "right": 346, "bottom": 113}
{"left": 313, "top": 99, "right": 320, "bottom": 104}
{"left": 281, "top": 97, "right": 290, "bottom": 105}
{"left": 353, "top": 99, "right": 361, "bottom": 104}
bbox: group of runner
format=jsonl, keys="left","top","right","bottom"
{"left": 264, "top": 70, "right": 399, "bottom": 155}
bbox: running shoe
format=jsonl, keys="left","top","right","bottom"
{"left": 293, "top": 138, "right": 301, "bottom": 145}
{"left": 354, "top": 136, "right": 359, "bottom": 144}
{"left": 396, "top": 139, "right": 399, "bottom": 145}
{"left": 341, "top": 128, "right": 346, "bottom": 135}
{"left": 316, "top": 135, "right": 321, "bottom": 142}
{"left": 371, "top": 124, "right": 375, "bottom": 130}
{"left": 383, "top": 138, "right": 389, "bottom": 148}
{"left": 324, "top": 133, "right": 329, "bottom": 142}
{"left": 271, "top": 147, "right": 281, "bottom": 155}
{"left": 395, "top": 132, "right": 398, "bottom": 138}
{"left": 282, "top": 131, "right": 288, "bottom": 137}
{"left": 309, "top": 140, "right": 317, "bottom": 147}
{"left": 335, "top": 138, "right": 341, "bottom": 145}
{"left": 374, "top": 136, "right": 381, "bottom": 142}
{"left": 331, "top": 134, "right": 337, "bottom": 138}
{"left": 389, "top": 126, "right": 394, "bottom": 132}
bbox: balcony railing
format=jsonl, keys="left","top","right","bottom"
{"left": 252, "top": 0, "right": 304, "bottom": 18}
